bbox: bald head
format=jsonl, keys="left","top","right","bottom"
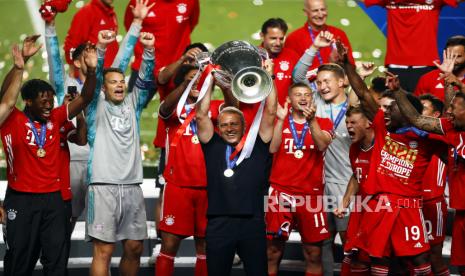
{"left": 304, "top": 0, "right": 328, "bottom": 30}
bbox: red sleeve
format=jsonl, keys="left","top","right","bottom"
{"left": 439, "top": 117, "right": 454, "bottom": 136}
{"left": 316, "top": 117, "right": 334, "bottom": 133}
{"left": 349, "top": 143, "right": 358, "bottom": 170}
{"left": 51, "top": 105, "right": 69, "bottom": 127}
{"left": 124, "top": 0, "right": 135, "bottom": 32}
{"left": 371, "top": 109, "right": 385, "bottom": 132}
{"left": 414, "top": 74, "right": 428, "bottom": 96}
{"left": 190, "top": 0, "right": 200, "bottom": 31}
{"left": 364, "top": 0, "right": 387, "bottom": 7}
{"left": 0, "top": 108, "right": 20, "bottom": 130}
{"left": 442, "top": 0, "right": 458, "bottom": 7}
{"left": 64, "top": 7, "right": 93, "bottom": 66}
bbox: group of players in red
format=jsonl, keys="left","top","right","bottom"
{"left": 1, "top": 0, "right": 465, "bottom": 275}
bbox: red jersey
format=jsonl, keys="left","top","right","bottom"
{"left": 64, "top": 0, "right": 118, "bottom": 68}
{"left": 365, "top": 0, "right": 457, "bottom": 66}
{"left": 422, "top": 156, "right": 446, "bottom": 200}
{"left": 349, "top": 142, "right": 374, "bottom": 196}
{"left": 124, "top": 0, "right": 200, "bottom": 73}
{"left": 272, "top": 48, "right": 300, "bottom": 105}
{"left": 284, "top": 22, "right": 355, "bottom": 71}
{"left": 366, "top": 110, "right": 446, "bottom": 197}
{"left": 59, "top": 121, "right": 76, "bottom": 201}
{"left": 269, "top": 116, "right": 333, "bottom": 195}
{"left": 1, "top": 106, "right": 69, "bottom": 193}
{"left": 415, "top": 69, "right": 465, "bottom": 101}
{"left": 440, "top": 117, "right": 465, "bottom": 209}
{"left": 163, "top": 100, "right": 222, "bottom": 187}
{"left": 153, "top": 76, "right": 176, "bottom": 148}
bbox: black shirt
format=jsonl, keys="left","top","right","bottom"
{"left": 201, "top": 133, "right": 272, "bottom": 216}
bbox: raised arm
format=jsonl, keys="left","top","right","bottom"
{"left": 391, "top": 86, "right": 443, "bottom": 134}
{"left": 292, "top": 31, "right": 334, "bottom": 86}
{"left": 112, "top": 0, "right": 153, "bottom": 72}
{"left": 44, "top": 14, "right": 67, "bottom": 105}
{"left": 259, "top": 59, "right": 277, "bottom": 143}
{"left": 159, "top": 78, "right": 192, "bottom": 118}
{"left": 68, "top": 45, "right": 97, "bottom": 119}
{"left": 336, "top": 40, "right": 378, "bottom": 120}
{"left": 214, "top": 73, "right": 239, "bottom": 109}
{"left": 133, "top": 32, "right": 155, "bottom": 116}
{"left": 303, "top": 104, "right": 332, "bottom": 151}
{"left": 195, "top": 77, "right": 215, "bottom": 143}
{"left": 158, "top": 47, "right": 203, "bottom": 85}
{"left": 269, "top": 102, "right": 288, "bottom": 153}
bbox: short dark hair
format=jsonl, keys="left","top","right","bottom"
{"left": 184, "top": 43, "right": 209, "bottom": 54}
{"left": 419, "top": 94, "right": 444, "bottom": 115}
{"left": 371, "top": 76, "right": 387, "bottom": 93}
{"left": 174, "top": 64, "right": 199, "bottom": 87}
{"left": 317, "top": 63, "right": 345, "bottom": 79}
{"left": 445, "top": 35, "right": 465, "bottom": 49}
{"left": 288, "top": 82, "right": 312, "bottom": 95}
{"left": 406, "top": 93, "right": 423, "bottom": 114}
{"left": 103, "top": 67, "right": 124, "bottom": 80}
{"left": 454, "top": 92, "right": 465, "bottom": 106}
{"left": 21, "top": 79, "right": 55, "bottom": 100}
{"left": 261, "top": 18, "right": 288, "bottom": 35}
{"left": 71, "top": 43, "right": 87, "bottom": 61}
{"left": 380, "top": 90, "right": 394, "bottom": 100}
{"left": 346, "top": 105, "right": 367, "bottom": 118}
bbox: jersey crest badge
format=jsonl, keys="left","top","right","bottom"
{"left": 279, "top": 61, "right": 290, "bottom": 71}
{"left": 177, "top": 3, "right": 187, "bottom": 14}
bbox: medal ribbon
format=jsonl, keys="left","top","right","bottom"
{"left": 395, "top": 126, "right": 429, "bottom": 138}
{"left": 176, "top": 64, "right": 218, "bottom": 123}
{"left": 170, "top": 110, "right": 196, "bottom": 147}
{"left": 229, "top": 134, "right": 247, "bottom": 161}
{"left": 288, "top": 115, "right": 309, "bottom": 151}
{"left": 225, "top": 145, "right": 239, "bottom": 170}
{"left": 28, "top": 119, "right": 46, "bottom": 151}
{"left": 330, "top": 100, "right": 348, "bottom": 130}
{"left": 185, "top": 105, "right": 197, "bottom": 136}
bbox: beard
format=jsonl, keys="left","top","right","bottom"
{"left": 453, "top": 62, "right": 465, "bottom": 75}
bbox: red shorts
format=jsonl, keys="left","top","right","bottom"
{"left": 265, "top": 187, "right": 330, "bottom": 243}
{"left": 159, "top": 184, "right": 207, "bottom": 237}
{"left": 451, "top": 210, "right": 465, "bottom": 266}
{"left": 355, "top": 195, "right": 430, "bottom": 258}
{"left": 422, "top": 196, "right": 447, "bottom": 246}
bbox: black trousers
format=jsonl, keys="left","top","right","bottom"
{"left": 3, "top": 189, "right": 68, "bottom": 276}
{"left": 206, "top": 216, "right": 268, "bottom": 276}
{"left": 388, "top": 66, "right": 436, "bottom": 93}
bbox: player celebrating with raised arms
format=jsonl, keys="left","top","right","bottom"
{"left": 336, "top": 40, "right": 448, "bottom": 276}
{"left": 0, "top": 35, "right": 97, "bottom": 276}
{"left": 266, "top": 82, "right": 333, "bottom": 276}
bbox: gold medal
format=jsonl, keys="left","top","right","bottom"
{"left": 224, "top": 169, "right": 234, "bottom": 177}
{"left": 294, "top": 149, "right": 304, "bottom": 159}
{"left": 191, "top": 135, "right": 199, "bottom": 144}
{"left": 37, "top": 148, "right": 46, "bottom": 158}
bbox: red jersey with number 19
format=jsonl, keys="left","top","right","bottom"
{"left": 365, "top": 110, "right": 446, "bottom": 197}
{"left": 349, "top": 142, "right": 374, "bottom": 196}
{"left": 1, "top": 106, "right": 69, "bottom": 193}
{"left": 162, "top": 100, "right": 222, "bottom": 188}
{"left": 269, "top": 116, "right": 333, "bottom": 195}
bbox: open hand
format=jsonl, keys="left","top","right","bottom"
{"left": 333, "top": 39, "right": 348, "bottom": 65}
{"left": 385, "top": 71, "right": 401, "bottom": 91}
{"left": 356, "top": 61, "right": 377, "bottom": 79}
{"left": 22, "top": 35, "right": 42, "bottom": 63}
{"left": 131, "top": 0, "right": 155, "bottom": 23}
{"left": 434, "top": 48, "right": 457, "bottom": 74}
{"left": 313, "top": 31, "right": 334, "bottom": 49}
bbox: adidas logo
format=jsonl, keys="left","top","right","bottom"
{"left": 428, "top": 234, "right": 434, "bottom": 241}
{"left": 435, "top": 82, "right": 444, "bottom": 89}
{"left": 414, "top": 242, "right": 423, "bottom": 248}
{"left": 148, "top": 11, "right": 155, "bottom": 17}
{"left": 283, "top": 128, "right": 291, "bottom": 134}
{"left": 320, "top": 228, "right": 328, "bottom": 234}
{"left": 100, "top": 19, "right": 106, "bottom": 25}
